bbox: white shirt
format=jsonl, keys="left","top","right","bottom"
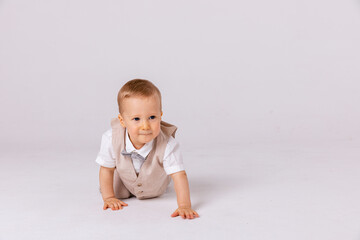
{"left": 95, "top": 129, "right": 185, "bottom": 175}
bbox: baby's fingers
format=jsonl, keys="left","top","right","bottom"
{"left": 111, "top": 203, "right": 121, "bottom": 210}
{"left": 171, "top": 210, "right": 179, "bottom": 218}
{"left": 186, "top": 210, "right": 197, "bottom": 219}
{"left": 103, "top": 203, "right": 109, "bottom": 210}
{"left": 116, "top": 202, "right": 124, "bottom": 210}
{"left": 112, "top": 203, "right": 119, "bottom": 210}
{"left": 179, "top": 211, "right": 186, "bottom": 219}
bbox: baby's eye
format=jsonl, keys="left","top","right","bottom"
{"left": 149, "top": 116, "right": 156, "bottom": 120}
{"left": 133, "top": 117, "right": 140, "bottom": 121}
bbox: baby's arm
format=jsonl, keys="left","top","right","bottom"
{"left": 99, "top": 166, "right": 128, "bottom": 210}
{"left": 170, "top": 170, "right": 199, "bottom": 219}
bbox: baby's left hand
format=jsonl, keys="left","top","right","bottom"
{"left": 171, "top": 207, "right": 199, "bottom": 219}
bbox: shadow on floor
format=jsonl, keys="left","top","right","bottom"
{"left": 186, "top": 174, "right": 246, "bottom": 208}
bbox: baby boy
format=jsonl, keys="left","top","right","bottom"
{"left": 96, "top": 79, "right": 199, "bottom": 219}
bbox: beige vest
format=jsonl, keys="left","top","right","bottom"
{"left": 111, "top": 118, "right": 177, "bottom": 200}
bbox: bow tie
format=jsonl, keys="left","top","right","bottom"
{"left": 121, "top": 149, "right": 145, "bottom": 161}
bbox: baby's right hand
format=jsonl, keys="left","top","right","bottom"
{"left": 103, "top": 197, "right": 128, "bottom": 211}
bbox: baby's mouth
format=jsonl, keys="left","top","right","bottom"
{"left": 140, "top": 132, "right": 152, "bottom": 135}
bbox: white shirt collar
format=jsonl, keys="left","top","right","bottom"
{"left": 125, "top": 129, "right": 154, "bottom": 159}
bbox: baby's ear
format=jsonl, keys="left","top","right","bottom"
{"left": 118, "top": 114, "right": 126, "bottom": 128}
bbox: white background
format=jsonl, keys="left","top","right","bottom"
{"left": 1, "top": 0, "right": 359, "bottom": 151}
{"left": 1, "top": 1, "right": 360, "bottom": 239}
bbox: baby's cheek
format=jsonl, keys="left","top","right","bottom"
{"left": 154, "top": 127, "right": 161, "bottom": 137}
{"left": 129, "top": 131, "right": 139, "bottom": 139}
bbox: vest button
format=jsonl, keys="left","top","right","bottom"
{"left": 137, "top": 183, "right": 142, "bottom": 187}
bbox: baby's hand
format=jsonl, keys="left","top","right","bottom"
{"left": 103, "top": 197, "right": 128, "bottom": 211}
{"left": 171, "top": 207, "right": 199, "bottom": 219}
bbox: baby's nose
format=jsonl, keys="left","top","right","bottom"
{"left": 141, "top": 120, "right": 150, "bottom": 130}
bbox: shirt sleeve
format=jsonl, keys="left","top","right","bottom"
{"left": 163, "top": 136, "right": 185, "bottom": 175}
{"left": 95, "top": 129, "right": 116, "bottom": 168}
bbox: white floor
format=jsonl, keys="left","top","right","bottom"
{"left": 1, "top": 141, "right": 359, "bottom": 240}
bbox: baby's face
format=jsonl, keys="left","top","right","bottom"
{"left": 118, "top": 94, "right": 162, "bottom": 150}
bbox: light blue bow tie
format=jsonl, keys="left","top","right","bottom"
{"left": 121, "top": 149, "right": 145, "bottom": 161}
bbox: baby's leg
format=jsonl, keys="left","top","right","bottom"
{"left": 113, "top": 169, "right": 132, "bottom": 199}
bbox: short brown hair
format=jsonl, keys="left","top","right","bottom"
{"left": 117, "top": 79, "right": 162, "bottom": 114}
